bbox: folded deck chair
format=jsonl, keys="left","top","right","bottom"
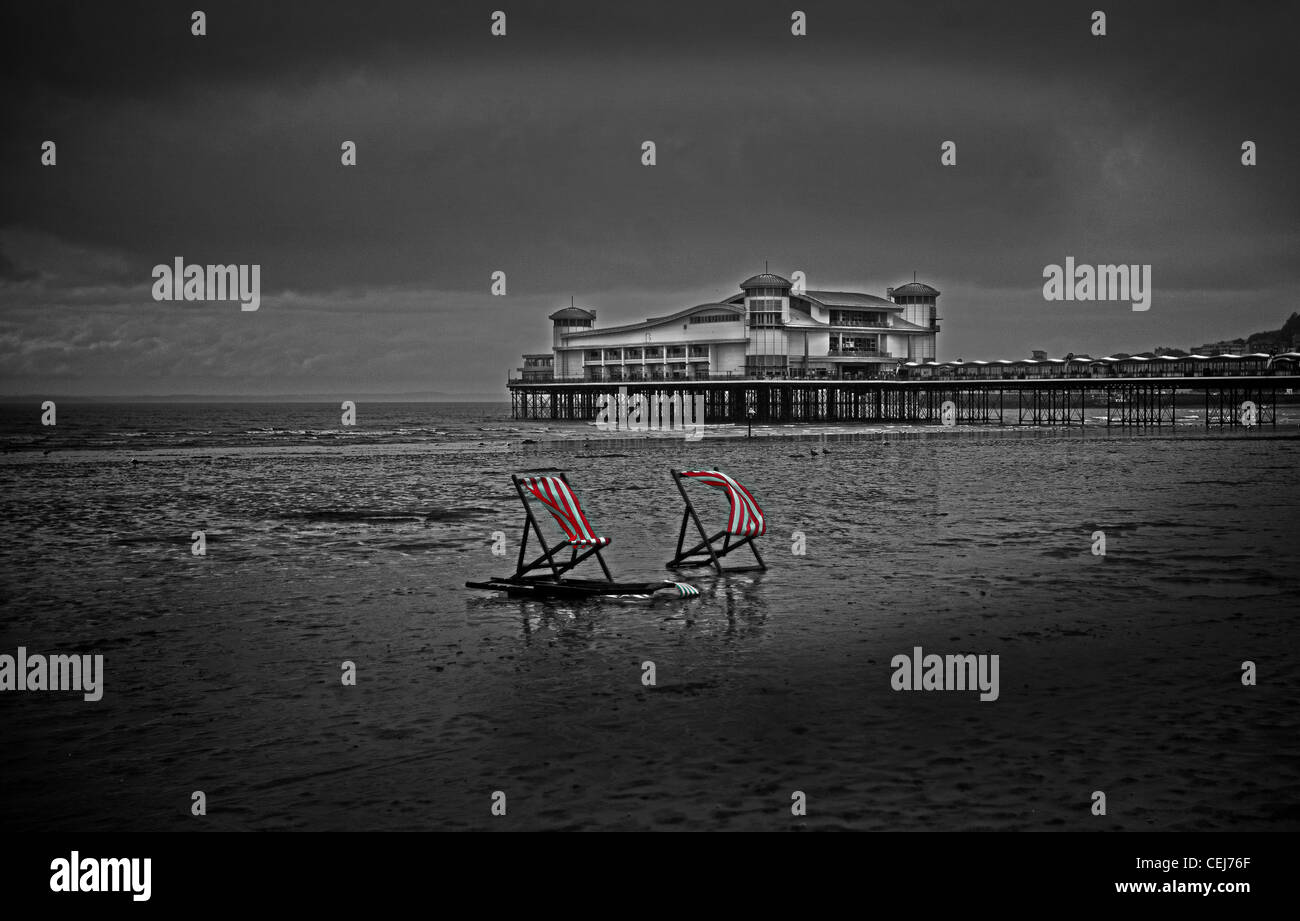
{"left": 511, "top": 471, "right": 614, "bottom": 582}
{"left": 666, "top": 469, "right": 767, "bottom": 573}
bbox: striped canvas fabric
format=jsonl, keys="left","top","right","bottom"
{"left": 521, "top": 476, "right": 610, "bottom": 547}
{"left": 680, "top": 470, "right": 766, "bottom": 537}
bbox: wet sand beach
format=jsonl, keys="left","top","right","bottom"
{"left": 1, "top": 405, "right": 1297, "bottom": 831}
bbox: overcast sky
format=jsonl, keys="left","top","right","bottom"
{"left": 1, "top": 0, "right": 1296, "bottom": 397}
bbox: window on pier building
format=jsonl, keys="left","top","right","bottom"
{"left": 644, "top": 346, "right": 663, "bottom": 358}
{"left": 748, "top": 298, "right": 783, "bottom": 329}
{"left": 666, "top": 346, "right": 686, "bottom": 358}
{"left": 585, "top": 350, "right": 601, "bottom": 361}
{"left": 745, "top": 355, "right": 788, "bottom": 376}
{"left": 830, "top": 309, "right": 888, "bottom": 328}
{"left": 831, "top": 335, "right": 881, "bottom": 354}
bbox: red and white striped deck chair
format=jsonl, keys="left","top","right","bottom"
{"left": 667, "top": 469, "right": 767, "bottom": 573}
{"left": 510, "top": 471, "right": 614, "bottom": 582}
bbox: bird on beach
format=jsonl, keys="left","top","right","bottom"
{"left": 810, "top": 448, "right": 818, "bottom": 457}
{"left": 821, "top": 447, "right": 830, "bottom": 454}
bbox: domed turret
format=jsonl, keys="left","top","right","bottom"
{"left": 889, "top": 281, "right": 940, "bottom": 298}
{"left": 739, "top": 272, "right": 792, "bottom": 293}
{"left": 738, "top": 272, "right": 792, "bottom": 376}
{"left": 548, "top": 306, "right": 596, "bottom": 323}
{"left": 548, "top": 305, "right": 595, "bottom": 349}
{"left": 887, "top": 279, "right": 941, "bottom": 362}
{"left": 887, "top": 280, "right": 941, "bottom": 337}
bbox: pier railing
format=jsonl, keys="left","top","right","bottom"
{"left": 509, "top": 369, "right": 904, "bottom": 384}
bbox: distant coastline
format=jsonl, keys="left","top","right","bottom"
{"left": 0, "top": 393, "right": 510, "bottom": 404}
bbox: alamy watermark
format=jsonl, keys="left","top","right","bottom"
{"left": 891, "top": 646, "right": 1000, "bottom": 701}
{"left": 594, "top": 386, "right": 705, "bottom": 440}
{"left": 0, "top": 647, "right": 103, "bottom": 701}
{"left": 152, "top": 257, "right": 261, "bottom": 311}
{"left": 50, "top": 852, "right": 150, "bottom": 901}
{"left": 1043, "top": 257, "right": 1151, "bottom": 311}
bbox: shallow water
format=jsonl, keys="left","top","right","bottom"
{"left": 1, "top": 404, "right": 1297, "bottom": 830}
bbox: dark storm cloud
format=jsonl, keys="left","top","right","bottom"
{"left": 1, "top": 0, "right": 1297, "bottom": 395}
{"left": 0, "top": 247, "right": 39, "bottom": 283}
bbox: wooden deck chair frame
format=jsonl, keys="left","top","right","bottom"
{"left": 511, "top": 471, "right": 614, "bottom": 583}
{"left": 666, "top": 469, "right": 766, "bottom": 573}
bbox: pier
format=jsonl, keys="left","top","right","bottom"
{"left": 509, "top": 377, "right": 1291, "bottom": 428}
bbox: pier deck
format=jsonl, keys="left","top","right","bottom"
{"left": 508, "top": 377, "right": 1292, "bottom": 427}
